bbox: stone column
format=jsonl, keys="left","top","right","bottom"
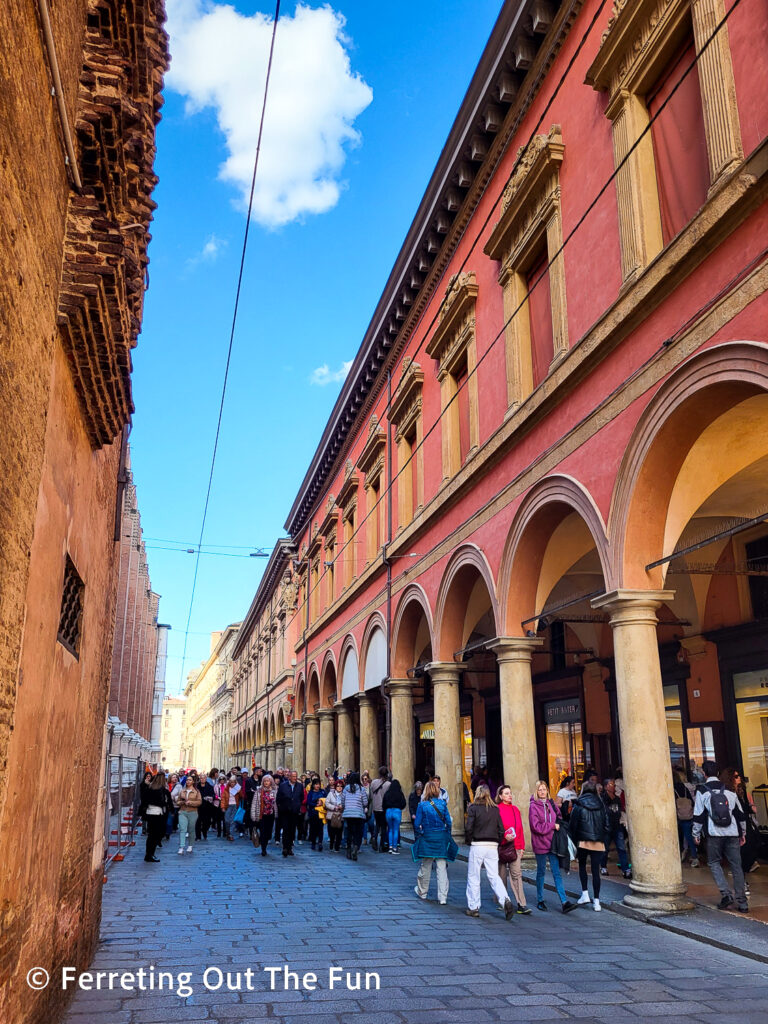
{"left": 592, "top": 590, "right": 693, "bottom": 912}
{"left": 358, "top": 694, "right": 379, "bottom": 774}
{"left": 318, "top": 708, "right": 336, "bottom": 778}
{"left": 490, "top": 638, "right": 543, "bottom": 860}
{"left": 427, "top": 662, "right": 464, "bottom": 839}
{"left": 304, "top": 714, "right": 320, "bottom": 776}
{"left": 292, "top": 720, "right": 305, "bottom": 774}
{"left": 274, "top": 739, "right": 286, "bottom": 770}
{"left": 388, "top": 679, "right": 415, "bottom": 812}
{"left": 335, "top": 703, "right": 355, "bottom": 773}
{"left": 265, "top": 743, "right": 275, "bottom": 772}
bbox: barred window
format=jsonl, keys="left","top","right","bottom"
{"left": 57, "top": 556, "right": 84, "bottom": 658}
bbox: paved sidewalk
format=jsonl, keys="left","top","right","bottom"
{"left": 62, "top": 834, "right": 768, "bottom": 1024}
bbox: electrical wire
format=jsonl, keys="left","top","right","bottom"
{"left": 178, "top": 0, "right": 282, "bottom": 686}
{"left": 282, "top": 0, "right": 750, "bottom": 650}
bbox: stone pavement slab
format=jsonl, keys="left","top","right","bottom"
{"left": 57, "top": 834, "right": 768, "bottom": 1023}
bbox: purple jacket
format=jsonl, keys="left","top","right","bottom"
{"left": 528, "top": 796, "right": 561, "bottom": 855}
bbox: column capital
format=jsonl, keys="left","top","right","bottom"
{"left": 592, "top": 589, "right": 674, "bottom": 625}
{"left": 357, "top": 693, "right": 377, "bottom": 708}
{"left": 333, "top": 701, "right": 350, "bottom": 716}
{"left": 426, "top": 661, "right": 462, "bottom": 685}
{"left": 386, "top": 677, "right": 415, "bottom": 697}
{"left": 303, "top": 712, "right": 318, "bottom": 724}
{"left": 317, "top": 707, "right": 335, "bottom": 720}
{"left": 489, "top": 637, "right": 544, "bottom": 663}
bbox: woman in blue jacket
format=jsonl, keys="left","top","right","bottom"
{"left": 412, "top": 779, "right": 454, "bottom": 904}
{"left": 306, "top": 778, "right": 324, "bottom": 851}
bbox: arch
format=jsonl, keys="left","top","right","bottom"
{"left": 246, "top": 726, "right": 252, "bottom": 751}
{"left": 610, "top": 342, "right": 768, "bottom": 588}
{"left": 434, "top": 544, "right": 499, "bottom": 660}
{"left": 320, "top": 649, "right": 339, "bottom": 705}
{"left": 392, "top": 583, "right": 435, "bottom": 676}
{"left": 361, "top": 612, "right": 388, "bottom": 691}
{"left": 295, "top": 673, "right": 306, "bottom": 717}
{"left": 339, "top": 634, "right": 360, "bottom": 699}
{"left": 307, "top": 667, "right": 320, "bottom": 714}
{"left": 499, "top": 475, "right": 610, "bottom": 633}
{"left": 276, "top": 707, "right": 285, "bottom": 742}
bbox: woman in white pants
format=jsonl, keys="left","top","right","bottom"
{"left": 465, "top": 785, "right": 514, "bottom": 920}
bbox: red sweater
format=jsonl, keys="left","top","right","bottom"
{"left": 498, "top": 803, "right": 525, "bottom": 851}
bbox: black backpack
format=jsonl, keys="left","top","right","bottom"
{"left": 709, "top": 786, "right": 732, "bottom": 828}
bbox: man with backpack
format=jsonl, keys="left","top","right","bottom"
{"left": 692, "top": 760, "right": 748, "bottom": 912}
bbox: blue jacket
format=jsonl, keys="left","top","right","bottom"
{"left": 412, "top": 798, "right": 453, "bottom": 860}
{"left": 306, "top": 789, "right": 323, "bottom": 818}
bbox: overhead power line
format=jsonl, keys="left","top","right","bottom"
{"left": 178, "top": 0, "right": 282, "bottom": 686}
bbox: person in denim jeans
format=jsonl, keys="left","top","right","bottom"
{"left": 600, "top": 779, "right": 631, "bottom": 878}
{"left": 529, "top": 781, "right": 576, "bottom": 914}
{"left": 383, "top": 779, "right": 406, "bottom": 854}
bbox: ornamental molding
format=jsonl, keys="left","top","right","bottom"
{"left": 426, "top": 272, "right": 479, "bottom": 372}
{"left": 389, "top": 359, "right": 424, "bottom": 441}
{"left": 358, "top": 415, "right": 386, "bottom": 479}
{"left": 318, "top": 495, "right": 339, "bottom": 542}
{"left": 585, "top": 0, "right": 686, "bottom": 100}
{"left": 484, "top": 125, "right": 565, "bottom": 265}
{"left": 337, "top": 468, "right": 360, "bottom": 516}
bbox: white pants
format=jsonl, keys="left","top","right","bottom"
{"left": 416, "top": 858, "right": 449, "bottom": 902}
{"left": 466, "top": 843, "right": 508, "bottom": 910}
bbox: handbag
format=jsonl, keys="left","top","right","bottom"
{"left": 233, "top": 805, "right": 246, "bottom": 825}
{"left": 498, "top": 840, "right": 518, "bottom": 863}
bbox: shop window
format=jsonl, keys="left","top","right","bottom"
{"left": 455, "top": 363, "right": 471, "bottom": 464}
{"left": 544, "top": 699, "right": 584, "bottom": 793}
{"left": 485, "top": 126, "right": 568, "bottom": 408}
{"left": 648, "top": 33, "right": 710, "bottom": 245}
{"left": 745, "top": 536, "right": 768, "bottom": 619}
{"left": 733, "top": 671, "right": 768, "bottom": 811}
{"left": 57, "top": 555, "right": 84, "bottom": 658}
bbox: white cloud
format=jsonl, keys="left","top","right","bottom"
{"left": 310, "top": 360, "right": 352, "bottom": 386}
{"left": 166, "top": 1, "right": 373, "bottom": 228}
{"left": 186, "top": 232, "right": 227, "bottom": 269}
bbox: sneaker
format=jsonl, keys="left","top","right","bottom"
{"left": 594, "top": 899, "right": 602, "bottom": 912}
{"left": 536, "top": 901, "right": 548, "bottom": 912}
{"left": 717, "top": 895, "right": 734, "bottom": 910}
{"left": 622, "top": 870, "right": 632, "bottom": 879}
{"left": 177, "top": 849, "right": 184, "bottom": 855}
{"left": 748, "top": 862, "right": 760, "bottom": 873}
{"left": 735, "top": 905, "right": 750, "bottom": 913}
{"left": 186, "top": 846, "right": 193, "bottom": 853}
{"left": 745, "top": 885, "right": 751, "bottom": 897}
{"left": 438, "top": 900, "right": 447, "bottom": 905}
{"left": 414, "top": 887, "right": 427, "bottom": 901}
{"left": 516, "top": 906, "right": 532, "bottom": 915}
{"left": 388, "top": 849, "right": 396, "bottom": 855}
{"left": 600, "top": 867, "right": 608, "bottom": 876}
{"left": 464, "top": 908, "right": 480, "bottom": 918}
{"left": 562, "top": 901, "right": 577, "bottom": 914}
{"left": 577, "top": 892, "right": 591, "bottom": 905}
{"left": 690, "top": 858, "right": 700, "bottom": 868}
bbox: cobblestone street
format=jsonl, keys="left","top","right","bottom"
{"left": 63, "top": 836, "right": 768, "bottom": 1024}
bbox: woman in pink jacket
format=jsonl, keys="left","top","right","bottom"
{"left": 496, "top": 785, "right": 531, "bottom": 914}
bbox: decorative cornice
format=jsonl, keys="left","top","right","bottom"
{"left": 358, "top": 415, "right": 387, "bottom": 478}
{"left": 337, "top": 468, "right": 360, "bottom": 513}
{"left": 389, "top": 359, "right": 425, "bottom": 433}
{"left": 485, "top": 124, "right": 565, "bottom": 261}
{"left": 426, "top": 272, "right": 478, "bottom": 365}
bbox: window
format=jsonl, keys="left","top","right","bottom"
{"left": 648, "top": 31, "right": 710, "bottom": 244}
{"left": 358, "top": 416, "right": 386, "bottom": 563}
{"left": 485, "top": 126, "right": 568, "bottom": 408}
{"left": 426, "top": 273, "right": 480, "bottom": 479}
{"left": 57, "top": 555, "right": 84, "bottom": 658}
{"left": 586, "top": 0, "right": 743, "bottom": 281}
{"left": 337, "top": 466, "right": 360, "bottom": 589}
{"left": 389, "top": 359, "right": 424, "bottom": 530}
{"left": 745, "top": 536, "right": 768, "bottom": 619}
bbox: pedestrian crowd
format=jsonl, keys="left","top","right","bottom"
{"left": 137, "top": 756, "right": 759, "bottom": 917}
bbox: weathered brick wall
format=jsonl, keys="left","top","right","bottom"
{"left": 0, "top": 1, "right": 167, "bottom": 1022}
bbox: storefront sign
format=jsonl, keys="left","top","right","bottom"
{"left": 544, "top": 699, "right": 581, "bottom": 724}
{"left": 420, "top": 723, "right": 435, "bottom": 740}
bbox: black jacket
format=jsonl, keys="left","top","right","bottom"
{"left": 465, "top": 803, "right": 504, "bottom": 844}
{"left": 276, "top": 779, "right": 304, "bottom": 814}
{"left": 601, "top": 790, "right": 624, "bottom": 833}
{"left": 569, "top": 793, "right": 610, "bottom": 844}
{"left": 383, "top": 781, "right": 406, "bottom": 811}
{"left": 140, "top": 785, "right": 172, "bottom": 817}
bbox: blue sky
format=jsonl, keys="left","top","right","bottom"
{"left": 130, "top": 0, "right": 504, "bottom": 692}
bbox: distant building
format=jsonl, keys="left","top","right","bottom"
{"left": 160, "top": 697, "right": 187, "bottom": 771}
{"left": 182, "top": 625, "right": 240, "bottom": 771}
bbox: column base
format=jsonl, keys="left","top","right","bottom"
{"left": 623, "top": 879, "right": 694, "bottom": 914}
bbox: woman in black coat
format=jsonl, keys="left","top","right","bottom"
{"left": 569, "top": 781, "right": 610, "bottom": 911}
{"left": 139, "top": 772, "right": 173, "bottom": 863}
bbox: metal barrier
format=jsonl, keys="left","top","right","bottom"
{"left": 104, "top": 755, "right": 142, "bottom": 869}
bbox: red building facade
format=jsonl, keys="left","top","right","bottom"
{"left": 233, "top": 0, "right": 768, "bottom": 913}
